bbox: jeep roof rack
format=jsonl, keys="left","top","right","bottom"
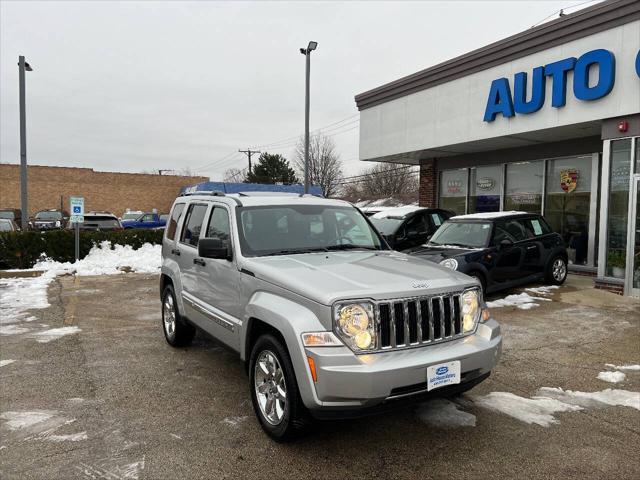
{"left": 180, "top": 190, "right": 226, "bottom": 197}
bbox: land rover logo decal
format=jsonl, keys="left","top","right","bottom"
{"left": 476, "top": 177, "right": 495, "bottom": 190}
{"left": 412, "top": 281, "right": 430, "bottom": 289}
{"left": 560, "top": 169, "right": 578, "bottom": 193}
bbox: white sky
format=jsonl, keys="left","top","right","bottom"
{"left": 0, "top": 0, "right": 598, "bottom": 180}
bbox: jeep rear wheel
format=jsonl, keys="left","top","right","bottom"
{"left": 162, "top": 285, "right": 195, "bottom": 347}
{"left": 249, "top": 334, "right": 309, "bottom": 441}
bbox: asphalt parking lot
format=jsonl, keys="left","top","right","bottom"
{"left": 1, "top": 273, "right": 639, "bottom": 479}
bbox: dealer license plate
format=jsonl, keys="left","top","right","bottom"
{"left": 427, "top": 361, "right": 461, "bottom": 391}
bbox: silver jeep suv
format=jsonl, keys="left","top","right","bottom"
{"left": 160, "top": 191, "right": 502, "bottom": 440}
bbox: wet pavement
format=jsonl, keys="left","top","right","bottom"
{"left": 1, "top": 273, "right": 639, "bottom": 479}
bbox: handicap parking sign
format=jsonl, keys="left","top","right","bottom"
{"left": 70, "top": 196, "right": 85, "bottom": 223}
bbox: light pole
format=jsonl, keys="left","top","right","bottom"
{"left": 299, "top": 41, "right": 317, "bottom": 194}
{"left": 18, "top": 56, "right": 33, "bottom": 230}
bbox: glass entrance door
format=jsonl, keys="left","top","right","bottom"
{"left": 626, "top": 176, "right": 640, "bottom": 297}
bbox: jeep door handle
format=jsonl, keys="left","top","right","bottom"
{"left": 171, "top": 248, "right": 181, "bottom": 256}
{"left": 193, "top": 258, "right": 206, "bottom": 266}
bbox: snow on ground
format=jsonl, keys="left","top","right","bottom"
{"left": 0, "top": 410, "right": 87, "bottom": 443}
{"left": 470, "top": 392, "right": 582, "bottom": 427}
{"left": 31, "top": 326, "right": 82, "bottom": 343}
{"left": 0, "top": 360, "right": 16, "bottom": 368}
{"left": 597, "top": 371, "right": 626, "bottom": 383}
{"left": 0, "top": 241, "right": 159, "bottom": 341}
{"left": 486, "top": 292, "right": 552, "bottom": 310}
{"left": 605, "top": 364, "right": 640, "bottom": 371}
{"left": 537, "top": 387, "right": 640, "bottom": 411}
{"left": 524, "top": 285, "right": 560, "bottom": 295}
{"left": 415, "top": 398, "right": 476, "bottom": 428}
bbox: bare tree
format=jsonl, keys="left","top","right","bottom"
{"left": 341, "top": 163, "right": 419, "bottom": 204}
{"left": 293, "top": 133, "right": 343, "bottom": 197}
{"left": 223, "top": 167, "right": 247, "bottom": 183}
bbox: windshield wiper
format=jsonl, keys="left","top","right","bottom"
{"left": 261, "top": 247, "right": 329, "bottom": 257}
{"left": 325, "top": 244, "right": 379, "bottom": 251}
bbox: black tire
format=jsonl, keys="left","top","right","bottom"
{"left": 544, "top": 255, "right": 568, "bottom": 285}
{"left": 161, "top": 285, "right": 195, "bottom": 347}
{"left": 249, "top": 333, "right": 310, "bottom": 442}
{"left": 468, "top": 271, "right": 487, "bottom": 294}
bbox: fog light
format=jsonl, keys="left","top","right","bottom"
{"left": 354, "top": 331, "right": 372, "bottom": 349}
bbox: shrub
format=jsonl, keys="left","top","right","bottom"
{"left": 0, "top": 229, "right": 164, "bottom": 269}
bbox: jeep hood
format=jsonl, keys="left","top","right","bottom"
{"left": 242, "top": 251, "right": 476, "bottom": 306}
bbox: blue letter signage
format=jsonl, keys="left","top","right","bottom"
{"left": 484, "top": 48, "right": 618, "bottom": 122}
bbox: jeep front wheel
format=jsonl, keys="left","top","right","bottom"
{"left": 249, "top": 334, "right": 309, "bottom": 441}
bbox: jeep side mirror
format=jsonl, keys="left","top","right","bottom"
{"left": 499, "top": 239, "right": 513, "bottom": 250}
{"left": 198, "top": 238, "right": 231, "bottom": 260}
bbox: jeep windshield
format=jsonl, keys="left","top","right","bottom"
{"left": 237, "top": 205, "right": 384, "bottom": 257}
{"left": 428, "top": 221, "right": 492, "bottom": 248}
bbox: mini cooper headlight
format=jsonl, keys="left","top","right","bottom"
{"left": 439, "top": 258, "right": 458, "bottom": 270}
{"left": 461, "top": 289, "right": 481, "bottom": 333}
{"left": 334, "top": 302, "right": 376, "bottom": 352}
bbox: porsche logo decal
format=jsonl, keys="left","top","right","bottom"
{"left": 560, "top": 169, "right": 578, "bottom": 193}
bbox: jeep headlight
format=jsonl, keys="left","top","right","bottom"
{"left": 461, "top": 289, "right": 481, "bottom": 333}
{"left": 439, "top": 258, "right": 458, "bottom": 270}
{"left": 334, "top": 302, "right": 376, "bottom": 352}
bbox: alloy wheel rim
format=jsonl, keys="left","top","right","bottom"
{"left": 553, "top": 258, "right": 566, "bottom": 281}
{"left": 163, "top": 294, "right": 176, "bottom": 338}
{"left": 254, "top": 350, "right": 287, "bottom": 425}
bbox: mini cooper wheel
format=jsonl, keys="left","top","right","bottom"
{"left": 545, "top": 255, "right": 567, "bottom": 285}
{"left": 161, "top": 285, "right": 195, "bottom": 347}
{"left": 249, "top": 334, "right": 309, "bottom": 441}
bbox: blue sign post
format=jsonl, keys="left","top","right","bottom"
{"left": 70, "top": 196, "right": 84, "bottom": 261}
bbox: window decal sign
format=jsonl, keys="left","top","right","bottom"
{"left": 560, "top": 169, "right": 578, "bottom": 193}
{"left": 484, "top": 49, "right": 617, "bottom": 122}
{"left": 476, "top": 177, "right": 495, "bottom": 190}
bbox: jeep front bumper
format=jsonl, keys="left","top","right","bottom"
{"left": 301, "top": 319, "right": 501, "bottom": 414}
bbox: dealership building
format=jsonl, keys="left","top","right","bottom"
{"left": 355, "top": 0, "right": 640, "bottom": 296}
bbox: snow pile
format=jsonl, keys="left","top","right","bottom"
{"left": 471, "top": 391, "right": 582, "bottom": 427}
{"left": 605, "top": 364, "right": 640, "bottom": 371}
{"left": 486, "top": 292, "right": 551, "bottom": 310}
{"left": 33, "top": 241, "right": 161, "bottom": 276}
{"left": 0, "top": 273, "right": 54, "bottom": 328}
{"left": 597, "top": 371, "right": 626, "bottom": 383}
{"left": 416, "top": 399, "right": 476, "bottom": 428}
{"left": 538, "top": 387, "right": 640, "bottom": 411}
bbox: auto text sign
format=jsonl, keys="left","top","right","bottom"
{"left": 426, "top": 361, "right": 461, "bottom": 391}
{"left": 70, "top": 196, "right": 84, "bottom": 223}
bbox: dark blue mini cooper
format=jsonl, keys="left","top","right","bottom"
{"left": 407, "top": 212, "right": 568, "bottom": 294}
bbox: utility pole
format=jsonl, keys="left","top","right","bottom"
{"left": 18, "top": 56, "right": 33, "bottom": 229}
{"left": 299, "top": 41, "right": 317, "bottom": 194}
{"left": 238, "top": 149, "right": 260, "bottom": 175}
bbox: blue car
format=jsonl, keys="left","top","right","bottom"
{"left": 121, "top": 212, "right": 167, "bottom": 230}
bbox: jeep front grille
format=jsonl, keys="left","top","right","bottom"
{"left": 375, "top": 293, "right": 464, "bottom": 350}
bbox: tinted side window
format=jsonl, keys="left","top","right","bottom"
{"left": 405, "top": 214, "right": 428, "bottom": 234}
{"left": 166, "top": 203, "right": 185, "bottom": 240}
{"left": 180, "top": 204, "right": 208, "bottom": 247}
{"left": 206, "top": 207, "right": 231, "bottom": 246}
{"left": 493, "top": 219, "right": 528, "bottom": 243}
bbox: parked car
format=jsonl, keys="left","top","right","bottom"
{"left": 121, "top": 212, "right": 166, "bottom": 229}
{"left": 30, "top": 209, "right": 69, "bottom": 230}
{"left": 0, "top": 209, "right": 22, "bottom": 230}
{"left": 120, "top": 210, "right": 144, "bottom": 222}
{"left": 406, "top": 211, "right": 568, "bottom": 294}
{"left": 0, "top": 218, "right": 18, "bottom": 232}
{"left": 369, "top": 206, "right": 454, "bottom": 251}
{"left": 67, "top": 212, "right": 123, "bottom": 231}
{"left": 160, "top": 191, "right": 501, "bottom": 440}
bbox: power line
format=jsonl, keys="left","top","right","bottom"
{"left": 337, "top": 164, "right": 418, "bottom": 185}
{"left": 238, "top": 148, "right": 261, "bottom": 174}
{"left": 530, "top": 0, "right": 601, "bottom": 28}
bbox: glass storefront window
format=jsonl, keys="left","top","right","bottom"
{"left": 505, "top": 161, "right": 543, "bottom": 213}
{"left": 439, "top": 169, "right": 467, "bottom": 215}
{"left": 545, "top": 156, "right": 593, "bottom": 266}
{"left": 469, "top": 165, "right": 502, "bottom": 213}
{"left": 605, "top": 139, "right": 632, "bottom": 278}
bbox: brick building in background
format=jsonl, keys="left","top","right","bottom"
{"left": 0, "top": 164, "right": 208, "bottom": 217}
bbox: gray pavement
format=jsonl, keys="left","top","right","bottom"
{"left": 1, "top": 273, "right": 639, "bottom": 479}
